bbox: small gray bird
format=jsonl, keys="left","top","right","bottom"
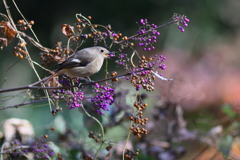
{"left": 46, "top": 46, "right": 110, "bottom": 82}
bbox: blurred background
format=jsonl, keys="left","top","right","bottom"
{"left": 1, "top": 0, "right": 240, "bottom": 159}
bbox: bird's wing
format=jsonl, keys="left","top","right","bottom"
{"left": 56, "top": 50, "right": 96, "bottom": 70}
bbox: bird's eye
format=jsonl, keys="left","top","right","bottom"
{"left": 100, "top": 49, "right": 104, "bottom": 53}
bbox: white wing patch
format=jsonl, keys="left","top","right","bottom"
{"left": 71, "top": 59, "right": 81, "bottom": 63}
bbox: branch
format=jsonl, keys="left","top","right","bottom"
{"left": 0, "top": 67, "right": 172, "bottom": 93}
{"left": 115, "top": 21, "right": 176, "bottom": 45}
{"left": 0, "top": 72, "right": 133, "bottom": 93}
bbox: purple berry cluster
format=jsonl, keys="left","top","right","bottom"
{"left": 136, "top": 19, "right": 160, "bottom": 51}
{"left": 148, "top": 54, "right": 167, "bottom": 71}
{"left": 91, "top": 83, "right": 115, "bottom": 114}
{"left": 66, "top": 91, "right": 84, "bottom": 109}
{"left": 31, "top": 137, "right": 54, "bottom": 159}
{"left": 115, "top": 53, "right": 129, "bottom": 66}
{"left": 1, "top": 138, "right": 54, "bottom": 159}
{"left": 172, "top": 13, "right": 190, "bottom": 32}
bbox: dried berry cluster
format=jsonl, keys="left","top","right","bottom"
{"left": 51, "top": 88, "right": 65, "bottom": 99}
{"left": 75, "top": 16, "right": 105, "bottom": 37}
{"left": 82, "top": 155, "right": 94, "bottom": 160}
{"left": 56, "top": 153, "right": 64, "bottom": 160}
{"left": 16, "top": 19, "right": 34, "bottom": 31}
{"left": 68, "top": 15, "right": 109, "bottom": 45}
{"left": 88, "top": 131, "right": 102, "bottom": 143}
{"left": 129, "top": 101, "right": 148, "bottom": 138}
{"left": 73, "top": 15, "right": 135, "bottom": 47}
{"left": 127, "top": 55, "right": 166, "bottom": 91}
{"left": 51, "top": 107, "right": 63, "bottom": 116}
{"left": 40, "top": 42, "right": 73, "bottom": 66}
{"left": 110, "top": 71, "right": 119, "bottom": 81}
{"left": 124, "top": 149, "right": 140, "bottom": 160}
{"left": 13, "top": 42, "right": 27, "bottom": 58}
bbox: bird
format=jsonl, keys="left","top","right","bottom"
{"left": 45, "top": 46, "right": 110, "bottom": 83}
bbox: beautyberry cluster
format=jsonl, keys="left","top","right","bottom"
{"left": 30, "top": 137, "right": 54, "bottom": 159}
{"left": 2, "top": 138, "right": 54, "bottom": 159}
{"left": 2, "top": 140, "right": 23, "bottom": 157}
{"left": 91, "top": 83, "right": 115, "bottom": 114}
{"left": 172, "top": 13, "right": 190, "bottom": 32}
{"left": 115, "top": 52, "right": 129, "bottom": 66}
{"left": 66, "top": 91, "right": 84, "bottom": 109}
{"left": 136, "top": 19, "right": 160, "bottom": 51}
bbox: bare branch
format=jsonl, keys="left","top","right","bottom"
{"left": 0, "top": 71, "right": 137, "bottom": 93}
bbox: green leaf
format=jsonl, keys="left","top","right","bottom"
{"left": 221, "top": 104, "right": 237, "bottom": 119}
{"left": 49, "top": 142, "right": 60, "bottom": 159}
{"left": 217, "top": 135, "right": 233, "bottom": 157}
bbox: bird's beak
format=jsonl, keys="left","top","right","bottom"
{"left": 104, "top": 52, "right": 114, "bottom": 58}
{"left": 104, "top": 54, "right": 109, "bottom": 58}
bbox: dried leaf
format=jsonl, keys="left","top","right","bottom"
{"left": 105, "top": 152, "right": 111, "bottom": 160}
{"left": 61, "top": 24, "right": 74, "bottom": 38}
{"left": 0, "top": 37, "right": 7, "bottom": 49}
{"left": 229, "top": 138, "right": 240, "bottom": 160}
{"left": 46, "top": 75, "right": 62, "bottom": 87}
{"left": 0, "top": 21, "right": 17, "bottom": 48}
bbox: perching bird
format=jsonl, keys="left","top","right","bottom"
{"left": 45, "top": 46, "right": 110, "bottom": 83}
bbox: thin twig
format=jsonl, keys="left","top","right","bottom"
{"left": 0, "top": 90, "right": 26, "bottom": 102}
{"left": 0, "top": 78, "right": 7, "bottom": 88}
{"left": 192, "top": 144, "right": 209, "bottom": 160}
{"left": 122, "top": 91, "right": 138, "bottom": 160}
{"left": 81, "top": 104, "right": 105, "bottom": 159}
{"left": 5, "top": 59, "right": 21, "bottom": 72}
{"left": 3, "top": 0, "right": 54, "bottom": 111}
{"left": 0, "top": 99, "right": 48, "bottom": 110}
{"left": 12, "top": 0, "right": 40, "bottom": 42}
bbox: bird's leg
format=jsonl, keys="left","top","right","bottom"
{"left": 69, "top": 79, "right": 75, "bottom": 92}
{"left": 87, "top": 76, "right": 91, "bottom": 82}
{"left": 76, "top": 77, "right": 94, "bottom": 87}
{"left": 78, "top": 77, "right": 95, "bottom": 87}
{"left": 87, "top": 76, "right": 95, "bottom": 86}
{"left": 78, "top": 77, "right": 91, "bottom": 83}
